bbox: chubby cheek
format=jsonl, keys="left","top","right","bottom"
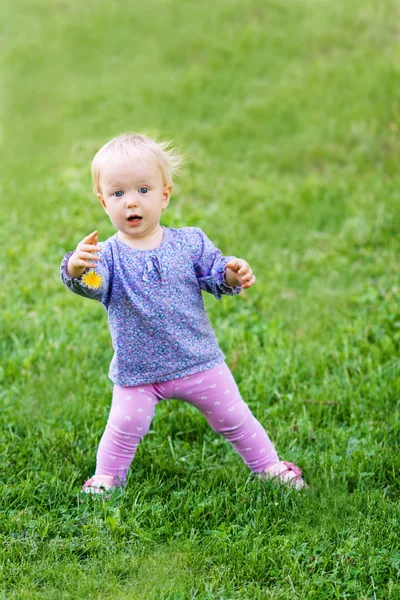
{"left": 106, "top": 208, "right": 123, "bottom": 226}
{"left": 100, "top": 199, "right": 114, "bottom": 217}
{"left": 144, "top": 204, "right": 158, "bottom": 218}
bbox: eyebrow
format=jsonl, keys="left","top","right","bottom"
{"left": 106, "top": 178, "right": 154, "bottom": 188}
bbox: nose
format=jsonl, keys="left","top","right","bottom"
{"left": 125, "top": 192, "right": 139, "bottom": 208}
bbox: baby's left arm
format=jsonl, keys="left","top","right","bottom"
{"left": 190, "top": 228, "right": 252, "bottom": 299}
{"left": 225, "top": 258, "right": 256, "bottom": 290}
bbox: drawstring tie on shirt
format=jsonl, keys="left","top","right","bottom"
{"left": 142, "top": 255, "right": 164, "bottom": 283}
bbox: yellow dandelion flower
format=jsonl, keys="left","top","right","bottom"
{"left": 81, "top": 270, "right": 104, "bottom": 289}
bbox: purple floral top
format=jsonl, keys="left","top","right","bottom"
{"left": 60, "top": 227, "right": 241, "bottom": 386}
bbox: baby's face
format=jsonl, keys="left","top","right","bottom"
{"left": 97, "top": 155, "right": 171, "bottom": 244}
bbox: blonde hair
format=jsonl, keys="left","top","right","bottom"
{"left": 91, "top": 133, "right": 184, "bottom": 194}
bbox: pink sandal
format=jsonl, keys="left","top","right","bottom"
{"left": 261, "top": 461, "right": 308, "bottom": 490}
{"left": 81, "top": 475, "right": 116, "bottom": 495}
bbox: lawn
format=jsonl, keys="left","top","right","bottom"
{"left": 1, "top": 0, "right": 400, "bottom": 598}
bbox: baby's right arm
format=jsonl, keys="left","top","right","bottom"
{"left": 61, "top": 230, "right": 110, "bottom": 303}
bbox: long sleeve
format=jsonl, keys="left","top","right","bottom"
{"left": 60, "top": 248, "right": 111, "bottom": 305}
{"left": 190, "top": 228, "right": 242, "bottom": 300}
{"left": 59, "top": 229, "right": 232, "bottom": 386}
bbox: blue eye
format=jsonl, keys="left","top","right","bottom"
{"left": 140, "top": 187, "right": 148, "bottom": 194}
{"left": 115, "top": 191, "right": 123, "bottom": 197}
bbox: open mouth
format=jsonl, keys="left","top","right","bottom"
{"left": 127, "top": 215, "right": 142, "bottom": 222}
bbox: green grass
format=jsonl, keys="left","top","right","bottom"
{"left": 1, "top": 0, "right": 400, "bottom": 597}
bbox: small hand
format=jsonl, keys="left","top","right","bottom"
{"left": 67, "top": 231, "right": 102, "bottom": 277}
{"left": 225, "top": 257, "right": 256, "bottom": 289}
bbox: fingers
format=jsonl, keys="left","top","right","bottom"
{"left": 83, "top": 231, "right": 99, "bottom": 245}
{"left": 227, "top": 258, "right": 250, "bottom": 274}
{"left": 240, "top": 270, "right": 255, "bottom": 287}
{"left": 226, "top": 257, "right": 240, "bottom": 271}
{"left": 75, "top": 241, "right": 101, "bottom": 262}
{"left": 242, "top": 275, "right": 256, "bottom": 289}
{"left": 79, "top": 251, "right": 101, "bottom": 262}
{"left": 79, "top": 244, "right": 102, "bottom": 253}
{"left": 227, "top": 257, "right": 256, "bottom": 289}
{"left": 75, "top": 249, "right": 101, "bottom": 268}
{"left": 74, "top": 257, "right": 99, "bottom": 269}
{"left": 239, "top": 266, "right": 253, "bottom": 280}
{"left": 70, "top": 232, "right": 102, "bottom": 271}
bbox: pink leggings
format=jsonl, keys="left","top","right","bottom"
{"left": 95, "top": 362, "right": 279, "bottom": 485}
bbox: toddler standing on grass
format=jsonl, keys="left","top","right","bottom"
{"left": 60, "top": 133, "right": 306, "bottom": 494}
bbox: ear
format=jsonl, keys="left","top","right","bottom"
{"left": 97, "top": 193, "right": 108, "bottom": 212}
{"left": 162, "top": 184, "right": 172, "bottom": 210}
